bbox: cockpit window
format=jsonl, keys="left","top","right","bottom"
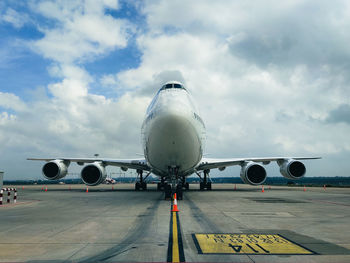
{"left": 160, "top": 83, "right": 186, "bottom": 91}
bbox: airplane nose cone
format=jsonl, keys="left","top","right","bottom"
{"left": 158, "top": 108, "right": 192, "bottom": 133}
{"left": 146, "top": 107, "right": 202, "bottom": 172}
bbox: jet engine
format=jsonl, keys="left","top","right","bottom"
{"left": 81, "top": 162, "right": 107, "bottom": 186}
{"left": 240, "top": 161, "right": 267, "bottom": 185}
{"left": 42, "top": 160, "right": 69, "bottom": 180}
{"left": 278, "top": 159, "right": 306, "bottom": 179}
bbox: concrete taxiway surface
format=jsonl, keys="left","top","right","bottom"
{"left": 0, "top": 184, "right": 349, "bottom": 262}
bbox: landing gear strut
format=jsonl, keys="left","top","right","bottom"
{"left": 157, "top": 177, "right": 166, "bottom": 191}
{"left": 164, "top": 167, "right": 183, "bottom": 200}
{"left": 199, "top": 169, "right": 212, "bottom": 190}
{"left": 135, "top": 169, "right": 150, "bottom": 191}
{"left": 164, "top": 184, "right": 172, "bottom": 199}
{"left": 176, "top": 183, "right": 183, "bottom": 200}
{"left": 181, "top": 176, "right": 189, "bottom": 190}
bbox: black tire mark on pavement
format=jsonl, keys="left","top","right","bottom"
{"left": 184, "top": 194, "right": 222, "bottom": 233}
{"left": 78, "top": 193, "right": 163, "bottom": 262}
{"left": 184, "top": 193, "right": 256, "bottom": 263}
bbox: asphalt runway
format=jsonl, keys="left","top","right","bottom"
{"left": 0, "top": 183, "right": 349, "bottom": 262}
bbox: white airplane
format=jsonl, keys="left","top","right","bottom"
{"left": 28, "top": 81, "right": 320, "bottom": 199}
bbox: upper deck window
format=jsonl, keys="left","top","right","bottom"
{"left": 160, "top": 83, "right": 186, "bottom": 91}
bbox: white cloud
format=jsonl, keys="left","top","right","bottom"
{"left": 1, "top": 0, "right": 350, "bottom": 179}
{"left": 1, "top": 7, "right": 29, "bottom": 28}
{"left": 0, "top": 112, "right": 16, "bottom": 125}
{"left": 0, "top": 92, "right": 27, "bottom": 112}
{"left": 30, "top": 0, "right": 132, "bottom": 63}
{"left": 0, "top": 1, "right": 142, "bottom": 179}
{"left": 114, "top": 0, "right": 350, "bottom": 177}
{"left": 100, "top": 74, "right": 118, "bottom": 87}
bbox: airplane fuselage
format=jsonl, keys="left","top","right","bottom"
{"left": 141, "top": 82, "right": 206, "bottom": 177}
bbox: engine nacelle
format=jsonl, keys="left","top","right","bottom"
{"left": 42, "top": 160, "right": 69, "bottom": 180}
{"left": 240, "top": 161, "right": 267, "bottom": 185}
{"left": 279, "top": 159, "right": 306, "bottom": 179}
{"left": 81, "top": 162, "right": 107, "bottom": 186}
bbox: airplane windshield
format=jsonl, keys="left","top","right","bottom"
{"left": 160, "top": 83, "right": 186, "bottom": 91}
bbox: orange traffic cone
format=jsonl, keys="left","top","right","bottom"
{"left": 303, "top": 185, "right": 306, "bottom": 192}
{"left": 86, "top": 187, "right": 89, "bottom": 193}
{"left": 234, "top": 184, "right": 236, "bottom": 190}
{"left": 172, "top": 193, "right": 179, "bottom": 212}
{"left": 45, "top": 186, "right": 47, "bottom": 192}
{"left": 262, "top": 185, "right": 265, "bottom": 193}
{"left": 112, "top": 185, "right": 114, "bottom": 190}
{"left": 22, "top": 186, "right": 24, "bottom": 190}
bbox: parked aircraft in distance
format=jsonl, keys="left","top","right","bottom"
{"left": 104, "top": 176, "right": 116, "bottom": 185}
{"left": 28, "top": 81, "right": 320, "bottom": 199}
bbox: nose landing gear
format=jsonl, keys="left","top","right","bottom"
{"left": 164, "top": 166, "right": 184, "bottom": 200}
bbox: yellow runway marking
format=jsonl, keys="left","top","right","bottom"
{"left": 172, "top": 212, "right": 180, "bottom": 262}
{"left": 193, "top": 234, "right": 315, "bottom": 255}
{"left": 167, "top": 210, "right": 185, "bottom": 262}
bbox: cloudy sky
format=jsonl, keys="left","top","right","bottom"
{"left": 0, "top": 0, "right": 349, "bottom": 180}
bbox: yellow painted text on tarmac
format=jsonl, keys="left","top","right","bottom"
{"left": 194, "top": 234, "right": 314, "bottom": 255}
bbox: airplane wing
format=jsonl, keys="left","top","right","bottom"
{"left": 196, "top": 156, "right": 321, "bottom": 171}
{"left": 27, "top": 157, "right": 151, "bottom": 171}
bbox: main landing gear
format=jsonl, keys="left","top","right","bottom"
{"left": 199, "top": 169, "right": 212, "bottom": 190}
{"left": 181, "top": 176, "right": 189, "bottom": 190}
{"left": 136, "top": 167, "right": 190, "bottom": 200}
{"left": 135, "top": 169, "right": 151, "bottom": 191}
{"left": 157, "top": 177, "right": 166, "bottom": 191}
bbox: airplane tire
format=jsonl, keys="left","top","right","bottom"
{"left": 135, "top": 182, "right": 141, "bottom": 191}
{"left": 157, "top": 182, "right": 161, "bottom": 191}
{"left": 207, "top": 182, "right": 212, "bottom": 190}
{"left": 200, "top": 182, "right": 205, "bottom": 190}
{"left": 185, "top": 182, "right": 189, "bottom": 190}
{"left": 164, "top": 184, "right": 172, "bottom": 200}
{"left": 176, "top": 185, "right": 183, "bottom": 200}
{"left": 141, "top": 182, "right": 147, "bottom": 190}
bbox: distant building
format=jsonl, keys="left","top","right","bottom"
{"left": 0, "top": 171, "right": 3, "bottom": 189}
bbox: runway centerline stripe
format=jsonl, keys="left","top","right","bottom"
{"left": 172, "top": 212, "right": 180, "bottom": 262}
{"left": 167, "top": 210, "right": 185, "bottom": 262}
